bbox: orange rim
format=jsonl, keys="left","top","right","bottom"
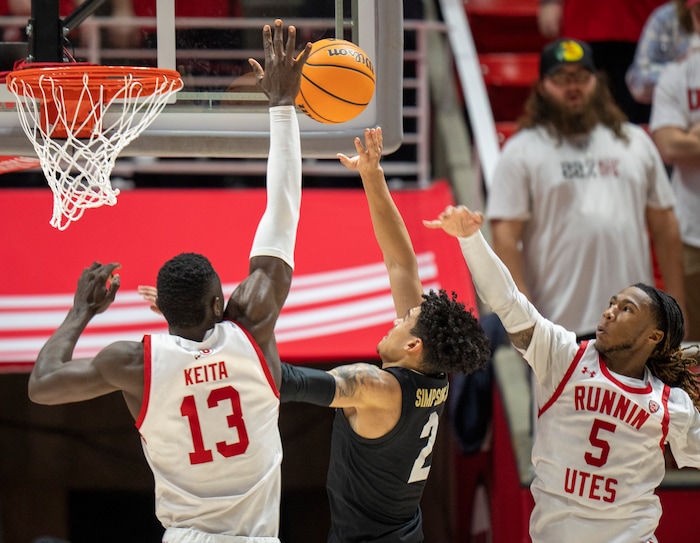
{"left": 6, "top": 65, "right": 183, "bottom": 101}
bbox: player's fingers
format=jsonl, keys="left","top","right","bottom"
{"left": 422, "top": 219, "right": 442, "bottom": 229}
{"left": 336, "top": 153, "right": 354, "bottom": 168}
{"left": 353, "top": 136, "right": 365, "bottom": 155}
{"left": 248, "top": 59, "right": 264, "bottom": 80}
{"left": 106, "top": 273, "right": 120, "bottom": 299}
{"left": 285, "top": 25, "right": 297, "bottom": 59}
{"left": 296, "top": 42, "right": 312, "bottom": 68}
{"left": 272, "top": 19, "right": 284, "bottom": 57}
{"left": 261, "top": 24, "right": 272, "bottom": 59}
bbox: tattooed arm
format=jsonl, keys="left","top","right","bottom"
{"left": 328, "top": 362, "right": 403, "bottom": 438}
{"left": 280, "top": 361, "right": 402, "bottom": 437}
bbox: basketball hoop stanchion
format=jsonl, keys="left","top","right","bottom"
{"left": 6, "top": 65, "right": 183, "bottom": 230}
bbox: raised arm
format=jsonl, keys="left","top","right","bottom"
{"left": 28, "top": 262, "right": 144, "bottom": 412}
{"left": 338, "top": 127, "right": 424, "bottom": 316}
{"left": 424, "top": 206, "right": 539, "bottom": 351}
{"left": 225, "top": 21, "right": 311, "bottom": 388}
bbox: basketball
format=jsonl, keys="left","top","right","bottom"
{"left": 296, "top": 38, "right": 375, "bottom": 124}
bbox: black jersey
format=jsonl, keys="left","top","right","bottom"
{"left": 326, "top": 366, "right": 449, "bottom": 543}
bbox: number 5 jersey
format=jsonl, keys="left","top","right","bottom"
{"left": 527, "top": 321, "right": 700, "bottom": 543}
{"left": 138, "top": 320, "right": 282, "bottom": 539}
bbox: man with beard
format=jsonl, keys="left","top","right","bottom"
{"left": 486, "top": 38, "right": 686, "bottom": 342}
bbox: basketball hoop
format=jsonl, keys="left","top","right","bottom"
{"left": 5, "top": 65, "right": 183, "bottom": 230}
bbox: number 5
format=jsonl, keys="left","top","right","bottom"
{"left": 584, "top": 418, "right": 616, "bottom": 468}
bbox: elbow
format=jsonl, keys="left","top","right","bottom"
{"left": 27, "top": 377, "right": 56, "bottom": 405}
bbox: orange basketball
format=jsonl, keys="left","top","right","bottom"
{"left": 296, "top": 39, "right": 375, "bottom": 124}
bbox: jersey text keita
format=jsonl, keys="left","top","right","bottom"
{"left": 184, "top": 361, "right": 229, "bottom": 386}
{"left": 414, "top": 384, "right": 449, "bottom": 408}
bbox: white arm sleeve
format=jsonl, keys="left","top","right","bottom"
{"left": 458, "top": 230, "right": 539, "bottom": 333}
{"left": 250, "top": 105, "right": 301, "bottom": 269}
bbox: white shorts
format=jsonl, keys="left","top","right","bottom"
{"left": 163, "top": 527, "right": 280, "bottom": 543}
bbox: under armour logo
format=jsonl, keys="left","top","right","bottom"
{"left": 582, "top": 366, "right": 596, "bottom": 378}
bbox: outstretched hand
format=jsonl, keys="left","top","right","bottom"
{"left": 137, "top": 285, "right": 162, "bottom": 315}
{"left": 337, "top": 127, "right": 384, "bottom": 176}
{"left": 74, "top": 262, "right": 120, "bottom": 315}
{"left": 248, "top": 19, "right": 312, "bottom": 107}
{"left": 423, "top": 205, "right": 485, "bottom": 238}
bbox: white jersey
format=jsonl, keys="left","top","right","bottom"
{"left": 486, "top": 123, "right": 675, "bottom": 336}
{"left": 138, "top": 320, "right": 282, "bottom": 541}
{"left": 525, "top": 320, "right": 700, "bottom": 543}
{"left": 650, "top": 35, "right": 700, "bottom": 248}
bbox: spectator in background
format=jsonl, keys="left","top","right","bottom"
{"left": 538, "top": 0, "right": 666, "bottom": 123}
{"left": 627, "top": 0, "right": 693, "bottom": 105}
{"left": 486, "top": 38, "right": 686, "bottom": 342}
{"left": 649, "top": 0, "right": 700, "bottom": 341}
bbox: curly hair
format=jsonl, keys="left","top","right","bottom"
{"left": 634, "top": 283, "right": 700, "bottom": 412}
{"left": 157, "top": 253, "right": 219, "bottom": 329}
{"left": 410, "top": 289, "right": 491, "bottom": 376}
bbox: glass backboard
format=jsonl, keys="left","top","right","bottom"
{"left": 0, "top": 0, "right": 403, "bottom": 158}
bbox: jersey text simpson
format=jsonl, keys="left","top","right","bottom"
{"left": 414, "top": 384, "right": 449, "bottom": 408}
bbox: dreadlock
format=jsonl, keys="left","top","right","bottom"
{"left": 634, "top": 283, "right": 700, "bottom": 412}
{"left": 157, "top": 253, "right": 219, "bottom": 329}
{"left": 411, "top": 289, "right": 491, "bottom": 376}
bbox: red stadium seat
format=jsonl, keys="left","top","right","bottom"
{"left": 479, "top": 53, "right": 539, "bottom": 121}
{"left": 465, "top": 0, "right": 547, "bottom": 53}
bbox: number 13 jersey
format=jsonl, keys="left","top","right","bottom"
{"left": 138, "top": 320, "right": 282, "bottom": 538}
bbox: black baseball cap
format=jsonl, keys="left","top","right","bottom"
{"left": 539, "top": 38, "right": 596, "bottom": 79}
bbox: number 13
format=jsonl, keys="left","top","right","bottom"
{"left": 180, "top": 385, "right": 250, "bottom": 465}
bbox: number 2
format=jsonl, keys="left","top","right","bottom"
{"left": 180, "top": 385, "right": 250, "bottom": 465}
{"left": 408, "top": 412, "right": 439, "bottom": 483}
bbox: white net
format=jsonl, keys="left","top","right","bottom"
{"left": 7, "top": 66, "right": 183, "bottom": 230}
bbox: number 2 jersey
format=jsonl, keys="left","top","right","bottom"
{"left": 526, "top": 321, "right": 700, "bottom": 543}
{"left": 137, "top": 320, "right": 282, "bottom": 540}
{"left": 326, "top": 366, "right": 449, "bottom": 543}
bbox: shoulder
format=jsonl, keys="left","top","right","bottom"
{"left": 650, "top": 2, "right": 677, "bottom": 22}
{"left": 331, "top": 362, "right": 397, "bottom": 389}
{"left": 99, "top": 340, "right": 144, "bottom": 360}
{"left": 93, "top": 340, "right": 144, "bottom": 385}
{"left": 501, "top": 127, "right": 546, "bottom": 153}
{"left": 616, "top": 123, "right": 659, "bottom": 149}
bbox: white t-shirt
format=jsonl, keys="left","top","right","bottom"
{"left": 486, "top": 123, "right": 675, "bottom": 336}
{"left": 650, "top": 36, "right": 700, "bottom": 248}
{"left": 138, "top": 321, "right": 282, "bottom": 540}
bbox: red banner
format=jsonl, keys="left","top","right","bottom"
{"left": 0, "top": 181, "right": 477, "bottom": 370}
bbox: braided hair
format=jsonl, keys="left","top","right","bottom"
{"left": 634, "top": 283, "right": 700, "bottom": 412}
{"left": 411, "top": 289, "right": 491, "bottom": 376}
